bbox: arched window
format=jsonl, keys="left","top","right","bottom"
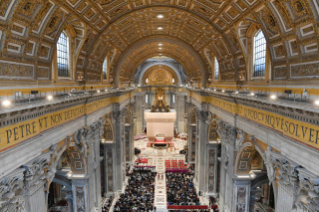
{"left": 103, "top": 58, "right": 107, "bottom": 80}
{"left": 57, "top": 32, "right": 69, "bottom": 77}
{"left": 145, "top": 78, "right": 148, "bottom": 84}
{"left": 253, "top": 31, "right": 266, "bottom": 77}
{"left": 214, "top": 57, "right": 219, "bottom": 80}
{"left": 172, "top": 78, "right": 175, "bottom": 83}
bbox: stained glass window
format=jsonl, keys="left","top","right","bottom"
{"left": 57, "top": 32, "right": 69, "bottom": 77}
{"left": 254, "top": 31, "right": 266, "bottom": 77}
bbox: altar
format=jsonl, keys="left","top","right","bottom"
{"left": 144, "top": 110, "right": 176, "bottom": 142}
{"left": 144, "top": 89, "right": 176, "bottom": 142}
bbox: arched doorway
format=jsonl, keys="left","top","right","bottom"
{"left": 235, "top": 142, "right": 276, "bottom": 212}
{"left": 48, "top": 151, "right": 73, "bottom": 212}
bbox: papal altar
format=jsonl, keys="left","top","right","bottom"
{"left": 144, "top": 109, "right": 176, "bottom": 142}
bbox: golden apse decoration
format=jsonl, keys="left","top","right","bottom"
{"left": 143, "top": 65, "right": 178, "bottom": 86}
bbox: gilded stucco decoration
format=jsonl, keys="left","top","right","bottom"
{"left": 0, "top": 0, "right": 318, "bottom": 86}
{"left": 142, "top": 65, "right": 177, "bottom": 85}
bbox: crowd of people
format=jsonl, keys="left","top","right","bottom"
{"left": 102, "top": 195, "right": 114, "bottom": 212}
{"left": 168, "top": 210, "right": 210, "bottom": 212}
{"left": 114, "top": 170, "right": 156, "bottom": 212}
{"left": 166, "top": 172, "right": 201, "bottom": 206}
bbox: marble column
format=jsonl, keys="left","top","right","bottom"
{"left": 0, "top": 168, "right": 26, "bottom": 212}
{"left": 294, "top": 168, "right": 319, "bottom": 211}
{"left": 134, "top": 94, "right": 144, "bottom": 134}
{"left": 216, "top": 120, "right": 237, "bottom": 212}
{"left": 207, "top": 144, "right": 220, "bottom": 196}
{"left": 72, "top": 179, "right": 88, "bottom": 212}
{"left": 271, "top": 152, "right": 299, "bottom": 212}
{"left": 110, "top": 107, "right": 126, "bottom": 192}
{"left": 128, "top": 104, "right": 135, "bottom": 163}
{"left": 176, "top": 93, "right": 187, "bottom": 133}
{"left": 233, "top": 180, "right": 251, "bottom": 212}
{"left": 23, "top": 152, "right": 52, "bottom": 212}
{"left": 194, "top": 110, "right": 200, "bottom": 184}
{"left": 195, "top": 109, "right": 212, "bottom": 194}
{"left": 218, "top": 144, "right": 227, "bottom": 212}
{"left": 121, "top": 109, "right": 127, "bottom": 183}
{"left": 103, "top": 144, "right": 114, "bottom": 197}
{"left": 89, "top": 120, "right": 104, "bottom": 212}
{"left": 187, "top": 123, "right": 196, "bottom": 163}
{"left": 263, "top": 153, "right": 319, "bottom": 211}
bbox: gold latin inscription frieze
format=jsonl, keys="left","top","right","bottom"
{"left": 191, "top": 92, "right": 319, "bottom": 150}
{"left": 0, "top": 94, "right": 131, "bottom": 152}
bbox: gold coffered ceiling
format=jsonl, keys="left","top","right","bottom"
{"left": 1, "top": 0, "right": 319, "bottom": 86}
{"left": 119, "top": 42, "right": 201, "bottom": 82}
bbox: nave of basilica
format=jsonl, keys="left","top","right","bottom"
{"left": 1, "top": 0, "right": 319, "bottom": 211}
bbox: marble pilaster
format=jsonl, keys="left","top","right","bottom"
{"left": 233, "top": 180, "right": 251, "bottom": 212}
{"left": 207, "top": 144, "right": 220, "bottom": 196}
{"left": 176, "top": 93, "right": 187, "bottom": 133}
{"left": 271, "top": 152, "right": 300, "bottom": 212}
{"left": 134, "top": 94, "right": 144, "bottom": 134}
{"left": 72, "top": 179, "right": 88, "bottom": 212}
{"left": 110, "top": 106, "right": 126, "bottom": 192}
{"left": 216, "top": 119, "right": 237, "bottom": 212}
{"left": 195, "top": 109, "right": 212, "bottom": 194}
{"left": 23, "top": 152, "right": 51, "bottom": 212}
{"left": 0, "top": 168, "right": 26, "bottom": 212}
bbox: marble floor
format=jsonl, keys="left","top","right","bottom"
{"left": 134, "top": 138, "right": 187, "bottom": 169}
{"left": 134, "top": 138, "right": 187, "bottom": 212}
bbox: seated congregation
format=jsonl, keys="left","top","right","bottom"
{"left": 166, "top": 173, "right": 200, "bottom": 206}
{"left": 114, "top": 170, "right": 156, "bottom": 212}
{"left": 168, "top": 210, "right": 210, "bottom": 212}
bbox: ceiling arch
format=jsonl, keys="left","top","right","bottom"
{"left": 138, "top": 62, "right": 182, "bottom": 85}
{"left": 83, "top": 6, "right": 242, "bottom": 86}
{"left": 112, "top": 35, "right": 208, "bottom": 87}
{"left": 76, "top": 2, "right": 253, "bottom": 84}
{"left": 0, "top": 0, "right": 318, "bottom": 87}
{"left": 118, "top": 41, "right": 201, "bottom": 82}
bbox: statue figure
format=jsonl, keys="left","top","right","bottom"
{"left": 264, "top": 146, "right": 275, "bottom": 185}
{"left": 235, "top": 130, "right": 245, "bottom": 151}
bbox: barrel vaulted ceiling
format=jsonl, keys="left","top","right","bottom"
{"left": 118, "top": 42, "right": 201, "bottom": 82}
{"left": 0, "top": 0, "right": 319, "bottom": 86}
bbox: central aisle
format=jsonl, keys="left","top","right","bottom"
{"left": 134, "top": 138, "right": 188, "bottom": 212}
{"left": 154, "top": 149, "right": 167, "bottom": 212}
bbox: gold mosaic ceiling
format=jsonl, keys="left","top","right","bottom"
{"left": 1, "top": 0, "right": 319, "bottom": 86}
